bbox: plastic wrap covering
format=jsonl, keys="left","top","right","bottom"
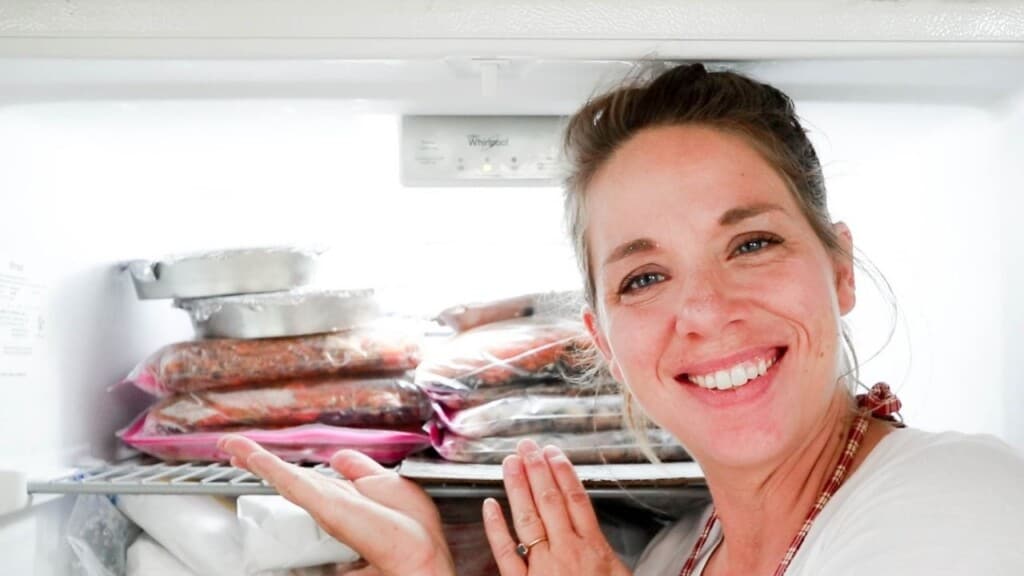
{"left": 426, "top": 379, "right": 620, "bottom": 410}
{"left": 414, "top": 318, "right": 590, "bottom": 395}
{"left": 238, "top": 496, "right": 360, "bottom": 573}
{"left": 127, "top": 534, "right": 200, "bottom": 576}
{"left": 124, "top": 326, "right": 423, "bottom": 397}
{"left": 435, "top": 394, "right": 625, "bottom": 439}
{"left": 66, "top": 494, "right": 140, "bottom": 576}
{"left": 431, "top": 427, "right": 690, "bottom": 465}
{"left": 436, "top": 290, "right": 583, "bottom": 332}
{"left": 116, "top": 494, "right": 247, "bottom": 576}
{"left": 141, "top": 376, "right": 431, "bottom": 434}
{"left": 120, "top": 416, "right": 430, "bottom": 464}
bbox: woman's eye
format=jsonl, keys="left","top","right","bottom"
{"left": 733, "top": 235, "right": 782, "bottom": 256}
{"left": 621, "top": 272, "right": 665, "bottom": 294}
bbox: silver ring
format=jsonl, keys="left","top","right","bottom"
{"left": 515, "top": 536, "right": 548, "bottom": 558}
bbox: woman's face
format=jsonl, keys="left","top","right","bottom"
{"left": 583, "top": 125, "right": 855, "bottom": 470}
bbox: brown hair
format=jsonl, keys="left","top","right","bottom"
{"left": 562, "top": 63, "right": 864, "bottom": 455}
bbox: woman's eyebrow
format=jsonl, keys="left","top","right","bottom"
{"left": 719, "top": 202, "right": 785, "bottom": 227}
{"left": 603, "top": 238, "right": 658, "bottom": 268}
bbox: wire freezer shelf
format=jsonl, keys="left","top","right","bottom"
{"left": 26, "top": 460, "right": 709, "bottom": 500}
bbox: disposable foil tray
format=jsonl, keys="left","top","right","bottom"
{"left": 126, "top": 247, "right": 320, "bottom": 300}
{"left": 176, "top": 289, "right": 380, "bottom": 339}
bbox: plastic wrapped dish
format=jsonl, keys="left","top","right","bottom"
{"left": 126, "top": 246, "right": 321, "bottom": 300}
{"left": 436, "top": 291, "right": 583, "bottom": 333}
{"left": 435, "top": 394, "right": 625, "bottom": 439}
{"left": 120, "top": 416, "right": 430, "bottom": 464}
{"left": 176, "top": 289, "right": 381, "bottom": 340}
{"left": 431, "top": 426, "right": 690, "bottom": 465}
{"left": 141, "top": 376, "right": 432, "bottom": 434}
{"left": 414, "top": 317, "right": 591, "bottom": 394}
{"left": 123, "top": 326, "right": 423, "bottom": 396}
{"left": 425, "top": 378, "right": 620, "bottom": 411}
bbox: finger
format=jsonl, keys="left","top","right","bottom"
{"left": 517, "top": 439, "right": 575, "bottom": 540}
{"left": 502, "top": 455, "right": 547, "bottom": 544}
{"left": 482, "top": 498, "right": 527, "bottom": 576}
{"left": 330, "top": 449, "right": 392, "bottom": 480}
{"left": 543, "top": 444, "right": 602, "bottom": 539}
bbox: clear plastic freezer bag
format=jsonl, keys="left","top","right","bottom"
{"left": 425, "top": 378, "right": 620, "bottom": 411}
{"left": 435, "top": 394, "right": 626, "bottom": 438}
{"left": 414, "top": 317, "right": 591, "bottom": 395}
{"left": 120, "top": 415, "right": 431, "bottom": 464}
{"left": 142, "top": 376, "right": 432, "bottom": 434}
{"left": 123, "top": 325, "right": 423, "bottom": 397}
{"left": 431, "top": 427, "right": 691, "bottom": 464}
{"left": 66, "top": 494, "right": 140, "bottom": 576}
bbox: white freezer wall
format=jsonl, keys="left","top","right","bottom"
{"left": 1, "top": 67, "right": 1023, "bottom": 572}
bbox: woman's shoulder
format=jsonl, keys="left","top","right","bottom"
{"left": 861, "top": 426, "right": 1024, "bottom": 486}
{"left": 792, "top": 427, "right": 1024, "bottom": 574}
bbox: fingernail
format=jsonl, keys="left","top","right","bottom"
{"left": 502, "top": 455, "right": 522, "bottom": 476}
{"left": 518, "top": 438, "right": 540, "bottom": 455}
{"left": 543, "top": 445, "right": 564, "bottom": 459}
{"left": 483, "top": 498, "right": 500, "bottom": 521}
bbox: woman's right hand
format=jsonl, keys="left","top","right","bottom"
{"left": 218, "top": 435, "right": 455, "bottom": 576}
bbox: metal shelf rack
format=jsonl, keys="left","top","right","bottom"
{"left": 26, "top": 460, "right": 709, "bottom": 502}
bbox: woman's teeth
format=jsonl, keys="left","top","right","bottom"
{"left": 687, "top": 355, "right": 776, "bottom": 390}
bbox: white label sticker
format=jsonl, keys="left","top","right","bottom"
{"left": 0, "top": 258, "right": 46, "bottom": 379}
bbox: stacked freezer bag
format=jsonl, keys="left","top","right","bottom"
{"left": 118, "top": 247, "right": 431, "bottom": 464}
{"left": 419, "top": 294, "right": 690, "bottom": 464}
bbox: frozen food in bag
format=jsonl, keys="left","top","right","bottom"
{"left": 426, "top": 378, "right": 620, "bottom": 410}
{"left": 141, "top": 375, "right": 432, "bottom": 434}
{"left": 120, "top": 415, "right": 430, "bottom": 464}
{"left": 124, "top": 326, "right": 423, "bottom": 396}
{"left": 431, "top": 426, "right": 689, "bottom": 465}
{"left": 435, "top": 394, "right": 626, "bottom": 438}
{"left": 414, "top": 317, "right": 590, "bottom": 394}
{"left": 437, "top": 290, "right": 583, "bottom": 332}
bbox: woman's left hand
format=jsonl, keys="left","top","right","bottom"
{"left": 482, "top": 440, "right": 633, "bottom": 576}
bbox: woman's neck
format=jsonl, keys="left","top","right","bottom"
{"left": 699, "top": 394, "right": 893, "bottom": 576}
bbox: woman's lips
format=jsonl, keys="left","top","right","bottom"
{"left": 674, "top": 347, "right": 787, "bottom": 408}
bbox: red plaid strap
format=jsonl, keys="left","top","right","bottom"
{"left": 856, "top": 382, "right": 905, "bottom": 427}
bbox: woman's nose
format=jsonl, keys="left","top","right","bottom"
{"left": 672, "top": 268, "right": 738, "bottom": 340}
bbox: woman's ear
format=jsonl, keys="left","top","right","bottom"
{"left": 582, "top": 305, "right": 624, "bottom": 383}
{"left": 832, "top": 222, "right": 856, "bottom": 316}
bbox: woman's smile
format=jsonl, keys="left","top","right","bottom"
{"left": 674, "top": 346, "right": 788, "bottom": 409}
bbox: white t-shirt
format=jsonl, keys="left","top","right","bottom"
{"left": 633, "top": 427, "right": 1024, "bottom": 575}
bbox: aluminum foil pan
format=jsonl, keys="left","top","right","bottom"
{"left": 176, "top": 289, "right": 381, "bottom": 339}
{"left": 126, "top": 247, "right": 321, "bottom": 300}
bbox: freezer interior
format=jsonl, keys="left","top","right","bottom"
{"left": 1, "top": 54, "right": 1023, "bottom": 574}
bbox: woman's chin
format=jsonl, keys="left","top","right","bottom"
{"left": 694, "top": 426, "right": 790, "bottom": 471}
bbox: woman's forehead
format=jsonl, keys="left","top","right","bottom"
{"left": 585, "top": 125, "right": 796, "bottom": 242}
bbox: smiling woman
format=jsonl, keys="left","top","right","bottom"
{"left": 220, "top": 63, "right": 1024, "bottom": 576}
{"left": 565, "top": 63, "right": 1024, "bottom": 576}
